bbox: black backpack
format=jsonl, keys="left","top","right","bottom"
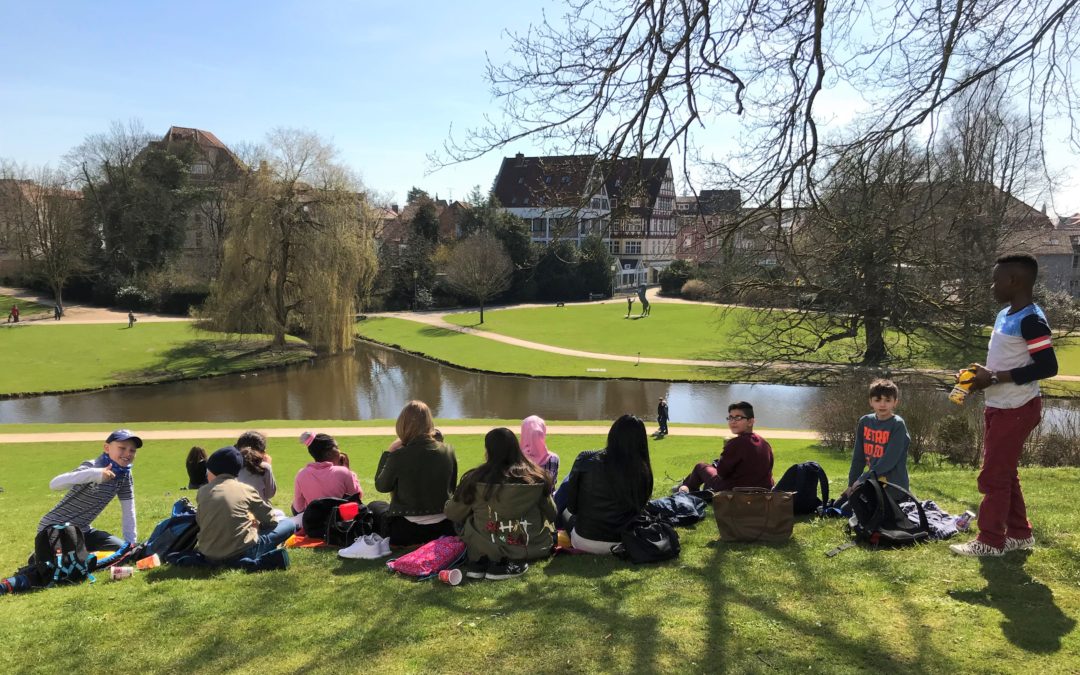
{"left": 325, "top": 503, "right": 375, "bottom": 547}
{"left": 142, "top": 498, "right": 200, "bottom": 559}
{"left": 847, "top": 474, "right": 930, "bottom": 547}
{"left": 32, "top": 523, "right": 95, "bottom": 587}
{"left": 773, "top": 462, "right": 829, "bottom": 515}
{"left": 644, "top": 491, "right": 710, "bottom": 526}
{"left": 611, "top": 513, "right": 681, "bottom": 563}
{"left": 302, "top": 495, "right": 361, "bottom": 541}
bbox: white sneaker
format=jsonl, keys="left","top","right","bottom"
{"left": 338, "top": 535, "right": 382, "bottom": 560}
{"left": 949, "top": 540, "right": 1004, "bottom": 557}
{"left": 1004, "top": 536, "right": 1035, "bottom": 552}
{"left": 377, "top": 535, "right": 391, "bottom": 557}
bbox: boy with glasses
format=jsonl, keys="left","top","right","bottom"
{"left": 676, "top": 401, "right": 774, "bottom": 493}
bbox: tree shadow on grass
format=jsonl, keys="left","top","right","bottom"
{"left": 696, "top": 536, "right": 955, "bottom": 673}
{"left": 419, "top": 326, "right": 462, "bottom": 338}
{"left": 947, "top": 552, "right": 1077, "bottom": 654}
{"left": 118, "top": 340, "right": 310, "bottom": 383}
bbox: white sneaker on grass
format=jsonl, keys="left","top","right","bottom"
{"left": 338, "top": 535, "right": 382, "bottom": 560}
{"left": 1004, "top": 536, "right": 1035, "bottom": 552}
{"left": 369, "top": 534, "right": 392, "bottom": 557}
{"left": 949, "top": 540, "right": 1004, "bottom": 557}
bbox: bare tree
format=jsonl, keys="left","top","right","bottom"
{"left": 445, "top": 232, "right": 513, "bottom": 323}
{"left": 444, "top": 1, "right": 1079, "bottom": 211}
{"left": 200, "top": 129, "right": 379, "bottom": 353}
{"left": 0, "top": 164, "right": 88, "bottom": 308}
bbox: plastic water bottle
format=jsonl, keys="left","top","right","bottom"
{"left": 956, "top": 510, "right": 975, "bottom": 531}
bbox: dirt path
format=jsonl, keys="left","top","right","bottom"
{"left": 1, "top": 285, "right": 190, "bottom": 324}
{"left": 0, "top": 425, "right": 818, "bottom": 444}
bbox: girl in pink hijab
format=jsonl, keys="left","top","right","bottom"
{"left": 521, "top": 415, "right": 560, "bottom": 488}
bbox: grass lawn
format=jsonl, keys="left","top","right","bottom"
{"left": 0, "top": 429, "right": 1076, "bottom": 673}
{"left": 444, "top": 302, "right": 1080, "bottom": 377}
{"left": 0, "top": 323, "right": 314, "bottom": 396}
{"left": 356, "top": 316, "right": 748, "bottom": 382}
{"left": 0, "top": 294, "right": 52, "bottom": 320}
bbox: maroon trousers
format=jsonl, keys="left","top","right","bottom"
{"left": 681, "top": 462, "right": 725, "bottom": 492}
{"left": 976, "top": 396, "right": 1041, "bottom": 549}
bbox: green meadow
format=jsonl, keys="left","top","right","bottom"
{"left": 0, "top": 323, "right": 313, "bottom": 396}
{"left": 0, "top": 429, "right": 1076, "bottom": 674}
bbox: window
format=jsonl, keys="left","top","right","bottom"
{"left": 530, "top": 219, "right": 545, "bottom": 234}
{"left": 1049, "top": 238, "right": 1060, "bottom": 245}
{"left": 544, "top": 175, "right": 552, "bottom": 185}
{"left": 189, "top": 163, "right": 211, "bottom": 175}
{"left": 625, "top": 241, "right": 642, "bottom": 255}
{"left": 609, "top": 240, "right": 620, "bottom": 254}
{"left": 1073, "top": 255, "right": 1079, "bottom": 270}
{"left": 561, "top": 175, "right": 571, "bottom": 185}
{"left": 683, "top": 236, "right": 692, "bottom": 249}
{"left": 678, "top": 202, "right": 690, "bottom": 211}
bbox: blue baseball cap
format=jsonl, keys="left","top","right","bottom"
{"left": 105, "top": 429, "right": 143, "bottom": 448}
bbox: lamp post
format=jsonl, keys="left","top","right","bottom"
{"left": 610, "top": 262, "right": 618, "bottom": 298}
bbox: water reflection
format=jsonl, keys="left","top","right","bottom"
{"left": 0, "top": 341, "right": 1076, "bottom": 428}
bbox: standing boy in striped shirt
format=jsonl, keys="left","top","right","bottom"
{"left": 37, "top": 429, "right": 141, "bottom": 550}
{"left": 951, "top": 255, "right": 1058, "bottom": 557}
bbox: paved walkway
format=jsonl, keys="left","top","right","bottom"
{"left": 0, "top": 425, "right": 818, "bottom": 444}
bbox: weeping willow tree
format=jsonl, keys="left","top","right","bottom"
{"left": 201, "top": 129, "right": 378, "bottom": 354}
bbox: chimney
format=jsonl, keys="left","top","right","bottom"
{"left": 391, "top": 204, "right": 399, "bottom": 214}
{"left": 258, "top": 160, "right": 269, "bottom": 174}
{"left": 515, "top": 152, "right": 526, "bottom": 167}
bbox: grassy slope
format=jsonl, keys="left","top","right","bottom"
{"left": 355, "top": 316, "right": 744, "bottom": 382}
{"left": 0, "top": 323, "right": 314, "bottom": 396}
{"left": 0, "top": 432, "right": 1076, "bottom": 673}
{"left": 445, "top": 303, "right": 1080, "bottom": 376}
{"left": 0, "top": 294, "right": 52, "bottom": 320}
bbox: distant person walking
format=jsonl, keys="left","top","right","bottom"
{"left": 657, "top": 397, "right": 669, "bottom": 436}
{"left": 54, "top": 304, "right": 62, "bottom": 320}
{"left": 7, "top": 304, "right": 19, "bottom": 323}
{"left": 127, "top": 311, "right": 136, "bottom": 328}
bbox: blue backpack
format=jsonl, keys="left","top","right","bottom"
{"left": 142, "top": 498, "right": 199, "bottom": 559}
{"left": 773, "top": 462, "right": 829, "bottom": 515}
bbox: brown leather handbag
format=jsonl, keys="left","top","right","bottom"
{"left": 713, "top": 488, "right": 795, "bottom": 543}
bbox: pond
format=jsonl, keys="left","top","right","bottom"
{"left": 1, "top": 341, "right": 1076, "bottom": 429}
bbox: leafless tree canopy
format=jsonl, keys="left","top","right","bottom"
{"left": 447, "top": 0, "right": 1079, "bottom": 207}
{"left": 445, "top": 232, "right": 514, "bottom": 323}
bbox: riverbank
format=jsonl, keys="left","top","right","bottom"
{"left": 356, "top": 313, "right": 1080, "bottom": 396}
{"left": 0, "top": 430, "right": 1075, "bottom": 672}
{"left": 0, "top": 322, "right": 314, "bottom": 397}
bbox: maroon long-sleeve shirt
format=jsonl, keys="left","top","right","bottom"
{"left": 712, "top": 432, "right": 775, "bottom": 491}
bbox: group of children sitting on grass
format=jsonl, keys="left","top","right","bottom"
{"left": 5, "top": 378, "right": 946, "bottom": 588}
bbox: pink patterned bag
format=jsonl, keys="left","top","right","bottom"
{"left": 386, "top": 536, "right": 466, "bottom": 578}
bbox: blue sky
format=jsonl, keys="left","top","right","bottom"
{"left": 0, "top": 1, "right": 556, "bottom": 204}
{"left": 2, "top": 1, "right": 1078, "bottom": 215}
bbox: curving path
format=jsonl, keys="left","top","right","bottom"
{"left": 376, "top": 298, "right": 1080, "bottom": 383}
{"left": 0, "top": 424, "right": 818, "bottom": 444}
{"left": 0, "top": 286, "right": 188, "bottom": 324}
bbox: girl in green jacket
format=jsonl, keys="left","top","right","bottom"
{"left": 445, "top": 427, "right": 556, "bottom": 580}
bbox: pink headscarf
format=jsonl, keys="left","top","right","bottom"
{"left": 520, "top": 415, "right": 551, "bottom": 466}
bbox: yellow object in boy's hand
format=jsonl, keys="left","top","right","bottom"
{"left": 949, "top": 366, "right": 978, "bottom": 405}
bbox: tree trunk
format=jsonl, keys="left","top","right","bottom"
{"left": 480, "top": 301, "right": 485, "bottom": 324}
{"left": 862, "top": 312, "right": 887, "bottom": 366}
